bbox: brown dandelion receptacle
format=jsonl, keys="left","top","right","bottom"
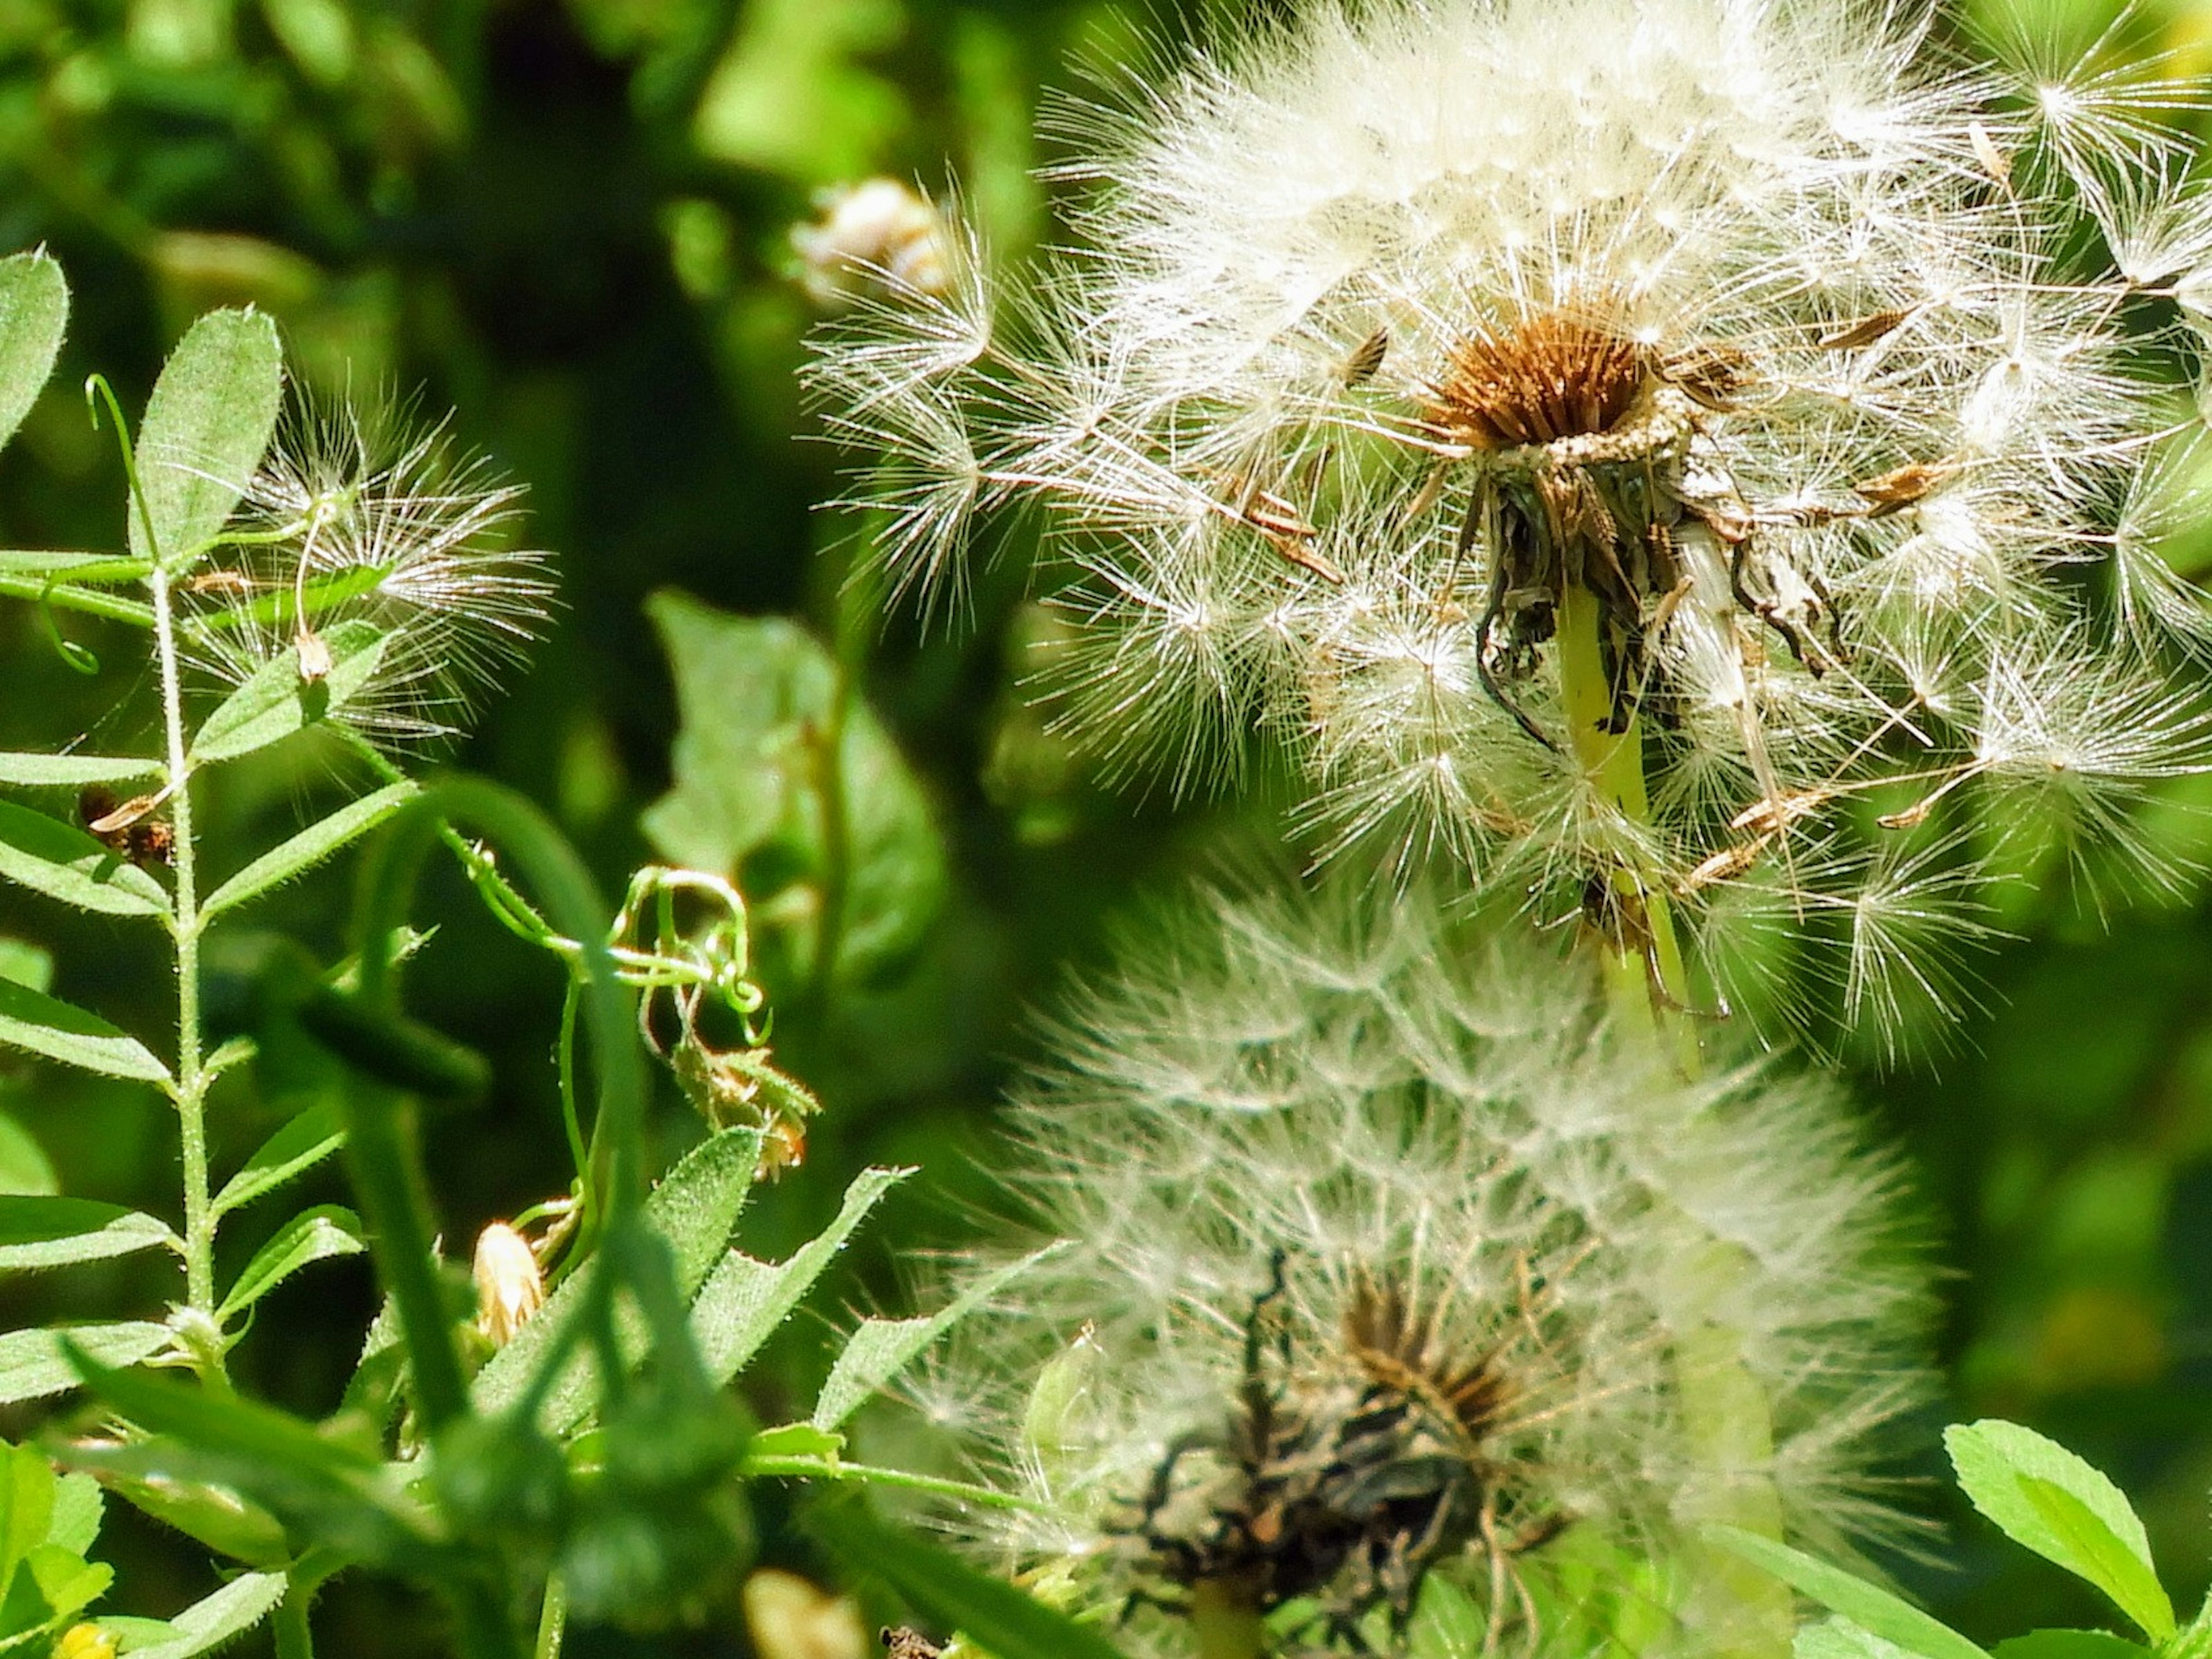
{"left": 1119, "top": 1265, "right": 1550, "bottom": 1651}
{"left": 1423, "top": 308, "right": 1650, "bottom": 451}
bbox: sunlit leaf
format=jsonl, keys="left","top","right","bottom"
{"left": 116, "top": 1572, "right": 286, "bottom": 1659}
{"left": 0, "top": 1199, "right": 177, "bottom": 1272}
{"left": 189, "top": 621, "right": 388, "bottom": 764}
{"left": 0, "top": 253, "right": 67, "bottom": 455}
{"left": 0, "top": 1115, "right": 55, "bottom": 1198}
{"left": 202, "top": 782, "right": 419, "bottom": 918}
{"left": 215, "top": 1206, "right": 365, "bottom": 1321}
{"left": 211, "top": 1104, "right": 344, "bottom": 1218}
{"left": 812, "top": 1249, "right": 1041, "bottom": 1431}
{"left": 0, "top": 1324, "right": 169, "bottom": 1407}
{"left": 1709, "top": 1527, "right": 1988, "bottom": 1659}
{"left": 0, "top": 982, "right": 169, "bottom": 1085}
{"left": 131, "top": 308, "right": 283, "bottom": 569}
{"left": 0, "top": 756, "right": 161, "bottom": 789}
{"left": 0, "top": 801, "right": 170, "bottom": 919}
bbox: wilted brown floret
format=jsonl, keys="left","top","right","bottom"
{"left": 1425, "top": 308, "right": 1649, "bottom": 448}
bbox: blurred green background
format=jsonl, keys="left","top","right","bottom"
{"left": 1, "top": 0, "right": 2211, "bottom": 1652}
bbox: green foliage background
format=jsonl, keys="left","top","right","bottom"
{"left": 3, "top": 0, "right": 2212, "bottom": 1652}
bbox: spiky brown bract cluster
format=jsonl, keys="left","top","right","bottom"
{"left": 910, "top": 885, "right": 1933, "bottom": 1657}
{"left": 809, "top": 0, "right": 2212, "bottom": 1050}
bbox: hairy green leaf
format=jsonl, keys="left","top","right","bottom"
{"left": 809, "top": 1499, "right": 1130, "bottom": 1659}
{"left": 211, "top": 1103, "right": 344, "bottom": 1217}
{"left": 0, "top": 253, "right": 67, "bottom": 455}
{"left": 120, "top": 1571, "right": 287, "bottom": 1658}
{"left": 0, "top": 980, "right": 170, "bottom": 1084}
{"left": 1991, "top": 1633, "right": 2150, "bottom": 1659}
{"left": 202, "top": 782, "right": 419, "bottom": 918}
{"left": 0, "top": 1114, "right": 55, "bottom": 1198}
{"left": 0, "top": 1198, "right": 177, "bottom": 1272}
{"left": 0, "top": 800, "right": 170, "bottom": 918}
{"left": 92, "top": 1463, "right": 287, "bottom": 1568}
{"left": 1800, "top": 1619, "right": 1923, "bottom": 1659}
{"left": 813, "top": 1249, "right": 1040, "bottom": 1431}
{"left": 215, "top": 1206, "right": 365, "bottom": 1322}
{"left": 643, "top": 592, "right": 945, "bottom": 986}
{"left": 0, "top": 755, "right": 161, "bottom": 788}
{"left": 694, "top": 1165, "right": 907, "bottom": 1389}
{"left": 1709, "top": 1527, "right": 1989, "bottom": 1659}
{"left": 131, "top": 308, "right": 283, "bottom": 569}
{"left": 46, "top": 1474, "right": 99, "bottom": 1558}
{"left": 1946, "top": 1422, "right": 2172, "bottom": 1642}
{"left": 0, "top": 1323, "right": 169, "bottom": 1406}
{"left": 473, "top": 1126, "right": 766, "bottom": 1423}
{"left": 0, "top": 1443, "right": 54, "bottom": 1590}
{"left": 189, "top": 620, "right": 388, "bottom": 764}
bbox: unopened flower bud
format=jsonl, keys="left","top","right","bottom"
{"left": 743, "top": 1569, "right": 868, "bottom": 1659}
{"left": 793, "top": 179, "right": 947, "bottom": 305}
{"left": 472, "top": 1222, "right": 543, "bottom": 1347}
{"left": 55, "top": 1625, "right": 118, "bottom": 1659}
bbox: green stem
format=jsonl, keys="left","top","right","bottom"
{"left": 274, "top": 1577, "right": 315, "bottom": 1659}
{"left": 533, "top": 1575, "right": 566, "bottom": 1659}
{"left": 0, "top": 574, "right": 157, "bottom": 626}
{"left": 148, "top": 559, "right": 218, "bottom": 1330}
{"left": 1554, "top": 581, "right": 1699, "bottom": 1075}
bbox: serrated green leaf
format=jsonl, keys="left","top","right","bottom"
{"left": 0, "top": 755, "right": 161, "bottom": 787}
{"left": 46, "top": 1473, "right": 99, "bottom": 1556}
{"left": 92, "top": 1463, "right": 287, "bottom": 1569}
{"left": 0, "top": 1198, "right": 177, "bottom": 1272}
{"left": 0, "top": 1323, "right": 168, "bottom": 1407}
{"left": 188, "top": 620, "right": 388, "bottom": 764}
{"left": 643, "top": 592, "right": 945, "bottom": 986}
{"left": 211, "top": 1104, "right": 344, "bottom": 1217}
{"left": 0, "top": 800, "right": 169, "bottom": 918}
{"left": 0, "top": 980, "right": 170, "bottom": 1085}
{"left": 1709, "top": 1527, "right": 1989, "bottom": 1659}
{"left": 694, "top": 1165, "right": 907, "bottom": 1390}
{"left": 131, "top": 309, "right": 282, "bottom": 569}
{"left": 809, "top": 1500, "right": 1131, "bottom": 1659}
{"left": 813, "top": 1249, "right": 1041, "bottom": 1431}
{"left": 1800, "top": 1618, "right": 1921, "bottom": 1659}
{"left": 0, "top": 253, "right": 67, "bottom": 456}
{"left": 0, "top": 1115, "right": 55, "bottom": 1198}
{"left": 1945, "top": 1422, "right": 2172, "bottom": 1642}
{"left": 215, "top": 1205, "right": 365, "bottom": 1322}
{"left": 473, "top": 1126, "right": 765, "bottom": 1423}
{"left": 1991, "top": 1632, "right": 2150, "bottom": 1659}
{"left": 202, "top": 782, "right": 419, "bottom": 919}
{"left": 0, "top": 1444, "right": 54, "bottom": 1589}
{"left": 24, "top": 1543, "right": 107, "bottom": 1624}
{"left": 119, "top": 1571, "right": 285, "bottom": 1658}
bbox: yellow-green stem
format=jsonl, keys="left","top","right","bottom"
{"left": 1556, "top": 582, "right": 1789, "bottom": 1658}
{"left": 149, "top": 561, "right": 216, "bottom": 1328}
{"left": 1554, "top": 581, "right": 1698, "bottom": 1074}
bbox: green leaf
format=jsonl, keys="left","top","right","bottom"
{"left": 1708, "top": 1527, "right": 1990, "bottom": 1659}
{"left": 0, "top": 800, "right": 170, "bottom": 918}
{"left": 0, "top": 253, "right": 67, "bottom": 456}
{"left": 119, "top": 1571, "right": 286, "bottom": 1658}
{"left": 188, "top": 620, "right": 388, "bottom": 764}
{"left": 131, "top": 309, "right": 283, "bottom": 569}
{"left": 0, "top": 1323, "right": 169, "bottom": 1406}
{"left": 809, "top": 1499, "right": 1131, "bottom": 1659}
{"left": 747, "top": 1423, "right": 844, "bottom": 1464}
{"left": 90, "top": 1461, "right": 287, "bottom": 1569}
{"left": 0, "top": 940, "right": 47, "bottom": 994}
{"left": 0, "top": 755, "right": 161, "bottom": 788}
{"left": 1800, "top": 1618, "right": 1922, "bottom": 1659}
{"left": 0, "top": 980, "right": 171, "bottom": 1085}
{"left": 1945, "top": 1422, "right": 2174, "bottom": 1642}
{"left": 1991, "top": 1633, "right": 2150, "bottom": 1659}
{"left": 812, "top": 1250, "right": 1041, "bottom": 1431}
{"left": 215, "top": 1206, "right": 365, "bottom": 1322}
{"left": 24, "top": 1543, "right": 108, "bottom": 1626}
{"left": 473, "top": 1126, "right": 766, "bottom": 1423}
{"left": 694, "top": 1165, "right": 908, "bottom": 1389}
{"left": 202, "top": 782, "right": 419, "bottom": 919}
{"left": 211, "top": 1104, "right": 343, "bottom": 1217}
{"left": 46, "top": 1473, "right": 100, "bottom": 1556}
{"left": 643, "top": 591, "right": 946, "bottom": 986}
{"left": 0, "top": 1115, "right": 55, "bottom": 1198}
{"left": 0, "top": 1444, "right": 55, "bottom": 1589}
{"left": 0, "top": 1198, "right": 178, "bottom": 1272}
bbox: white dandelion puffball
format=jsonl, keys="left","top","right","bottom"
{"left": 916, "top": 885, "right": 1933, "bottom": 1656}
{"left": 810, "top": 0, "right": 2212, "bottom": 1041}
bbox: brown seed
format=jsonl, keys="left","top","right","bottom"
{"left": 1817, "top": 309, "right": 1913, "bottom": 351}
{"left": 1851, "top": 459, "right": 1957, "bottom": 513}
{"left": 1339, "top": 325, "right": 1389, "bottom": 387}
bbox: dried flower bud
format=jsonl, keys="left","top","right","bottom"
{"left": 793, "top": 179, "right": 948, "bottom": 305}
{"left": 743, "top": 1570, "right": 869, "bottom": 1659}
{"left": 472, "top": 1222, "right": 544, "bottom": 1347}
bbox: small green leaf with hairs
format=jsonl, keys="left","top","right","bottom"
{"left": 809, "top": 1498, "right": 1131, "bottom": 1659}
{"left": 812, "top": 1250, "right": 1043, "bottom": 1431}
{"left": 0, "top": 753, "right": 161, "bottom": 787}
{"left": 0, "top": 800, "right": 170, "bottom": 918}
{"left": 0, "top": 979, "right": 171, "bottom": 1084}
{"left": 0, "top": 1198, "right": 177, "bottom": 1272}
{"left": 0, "top": 253, "right": 67, "bottom": 455}
{"left": 1992, "top": 1633, "right": 2149, "bottom": 1659}
{"left": 693, "top": 1165, "right": 908, "bottom": 1390}
{"left": 211, "top": 1103, "right": 344, "bottom": 1217}
{"left": 215, "top": 1205, "right": 365, "bottom": 1322}
{"left": 115, "top": 1571, "right": 287, "bottom": 1658}
{"left": 1946, "top": 1421, "right": 2173, "bottom": 1642}
{"left": 0, "top": 1322, "right": 168, "bottom": 1407}
{"left": 131, "top": 308, "right": 283, "bottom": 568}
{"left": 203, "top": 782, "right": 419, "bottom": 918}
{"left": 189, "top": 621, "right": 389, "bottom": 764}
{"left": 1709, "top": 1527, "right": 1989, "bottom": 1659}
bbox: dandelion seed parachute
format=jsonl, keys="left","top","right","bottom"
{"left": 911, "top": 885, "right": 1933, "bottom": 1656}
{"left": 185, "top": 393, "right": 556, "bottom": 747}
{"left": 809, "top": 0, "right": 2212, "bottom": 1046}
